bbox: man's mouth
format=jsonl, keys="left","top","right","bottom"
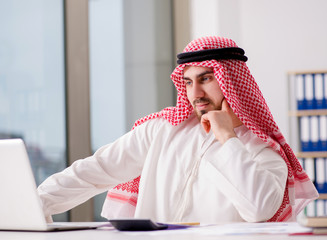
{"left": 195, "top": 102, "right": 209, "bottom": 111}
{"left": 193, "top": 98, "right": 211, "bottom": 110}
{"left": 193, "top": 99, "right": 212, "bottom": 118}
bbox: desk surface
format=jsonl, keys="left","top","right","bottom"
{"left": 0, "top": 230, "right": 321, "bottom": 240}
{"left": 0, "top": 222, "right": 326, "bottom": 240}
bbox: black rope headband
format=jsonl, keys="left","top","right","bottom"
{"left": 177, "top": 47, "right": 248, "bottom": 64}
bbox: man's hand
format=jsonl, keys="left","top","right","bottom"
{"left": 200, "top": 99, "right": 237, "bottom": 144}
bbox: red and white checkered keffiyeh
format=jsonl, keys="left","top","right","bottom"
{"left": 102, "top": 36, "right": 318, "bottom": 221}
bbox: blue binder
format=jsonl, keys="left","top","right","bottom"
{"left": 315, "top": 200, "right": 325, "bottom": 216}
{"left": 324, "top": 73, "right": 327, "bottom": 109}
{"left": 314, "top": 73, "right": 324, "bottom": 109}
{"left": 302, "top": 158, "right": 318, "bottom": 217}
{"left": 304, "top": 74, "right": 314, "bottom": 109}
{"left": 315, "top": 158, "right": 327, "bottom": 193}
{"left": 311, "top": 116, "right": 319, "bottom": 151}
{"left": 320, "top": 116, "right": 327, "bottom": 151}
{"left": 300, "top": 116, "right": 311, "bottom": 151}
{"left": 296, "top": 74, "right": 305, "bottom": 110}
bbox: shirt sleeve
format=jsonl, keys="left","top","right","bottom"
{"left": 37, "top": 119, "right": 158, "bottom": 219}
{"left": 201, "top": 136, "right": 288, "bottom": 222}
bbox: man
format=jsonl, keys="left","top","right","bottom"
{"left": 38, "top": 36, "right": 318, "bottom": 223}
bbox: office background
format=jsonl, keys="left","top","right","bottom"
{"left": 1, "top": 0, "right": 327, "bottom": 221}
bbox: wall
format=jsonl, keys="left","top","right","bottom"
{"left": 240, "top": 0, "right": 327, "bottom": 140}
{"left": 190, "top": 0, "right": 327, "bottom": 141}
{"left": 124, "top": 0, "right": 175, "bottom": 129}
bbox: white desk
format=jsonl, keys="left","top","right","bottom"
{"left": 0, "top": 222, "right": 326, "bottom": 240}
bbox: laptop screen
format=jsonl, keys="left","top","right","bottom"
{"left": 0, "top": 139, "right": 48, "bottom": 231}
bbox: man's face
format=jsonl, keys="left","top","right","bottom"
{"left": 183, "top": 66, "right": 224, "bottom": 119}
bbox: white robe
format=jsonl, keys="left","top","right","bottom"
{"left": 37, "top": 113, "right": 288, "bottom": 223}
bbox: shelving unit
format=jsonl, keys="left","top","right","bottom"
{"left": 288, "top": 70, "right": 327, "bottom": 216}
{"left": 319, "top": 194, "right": 327, "bottom": 200}
{"left": 289, "top": 109, "right": 327, "bottom": 117}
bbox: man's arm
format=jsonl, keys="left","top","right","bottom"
{"left": 202, "top": 135, "right": 288, "bottom": 222}
{"left": 37, "top": 120, "right": 156, "bottom": 220}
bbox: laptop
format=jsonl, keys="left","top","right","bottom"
{"left": 0, "top": 138, "right": 106, "bottom": 231}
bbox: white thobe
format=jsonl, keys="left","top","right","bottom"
{"left": 37, "top": 113, "right": 288, "bottom": 223}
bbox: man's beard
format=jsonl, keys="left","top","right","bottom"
{"left": 199, "top": 109, "right": 207, "bottom": 116}
{"left": 193, "top": 97, "right": 220, "bottom": 120}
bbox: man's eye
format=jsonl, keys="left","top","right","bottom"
{"left": 185, "top": 80, "right": 192, "bottom": 86}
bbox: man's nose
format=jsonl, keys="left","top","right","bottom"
{"left": 192, "top": 82, "right": 204, "bottom": 98}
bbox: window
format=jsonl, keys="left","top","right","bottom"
{"left": 0, "top": 0, "right": 67, "bottom": 221}
{"left": 89, "top": 0, "right": 125, "bottom": 221}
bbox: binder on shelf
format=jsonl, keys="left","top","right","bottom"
{"left": 304, "top": 157, "right": 315, "bottom": 183}
{"left": 293, "top": 71, "right": 327, "bottom": 110}
{"left": 305, "top": 74, "right": 314, "bottom": 109}
{"left": 311, "top": 116, "right": 319, "bottom": 151}
{"left": 301, "top": 157, "right": 327, "bottom": 217}
{"left": 314, "top": 73, "right": 324, "bottom": 109}
{"left": 316, "top": 200, "right": 325, "bottom": 217}
{"left": 289, "top": 70, "right": 327, "bottom": 218}
{"left": 324, "top": 73, "right": 327, "bottom": 109}
{"left": 320, "top": 116, "right": 327, "bottom": 151}
{"left": 300, "top": 116, "right": 327, "bottom": 152}
{"left": 305, "top": 201, "right": 316, "bottom": 217}
{"left": 300, "top": 116, "right": 310, "bottom": 151}
{"left": 302, "top": 158, "right": 318, "bottom": 217}
{"left": 304, "top": 199, "right": 327, "bottom": 217}
{"left": 296, "top": 74, "right": 305, "bottom": 110}
{"left": 315, "top": 158, "right": 327, "bottom": 193}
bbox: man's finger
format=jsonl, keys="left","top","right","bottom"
{"left": 201, "top": 114, "right": 211, "bottom": 133}
{"left": 221, "top": 98, "right": 230, "bottom": 111}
